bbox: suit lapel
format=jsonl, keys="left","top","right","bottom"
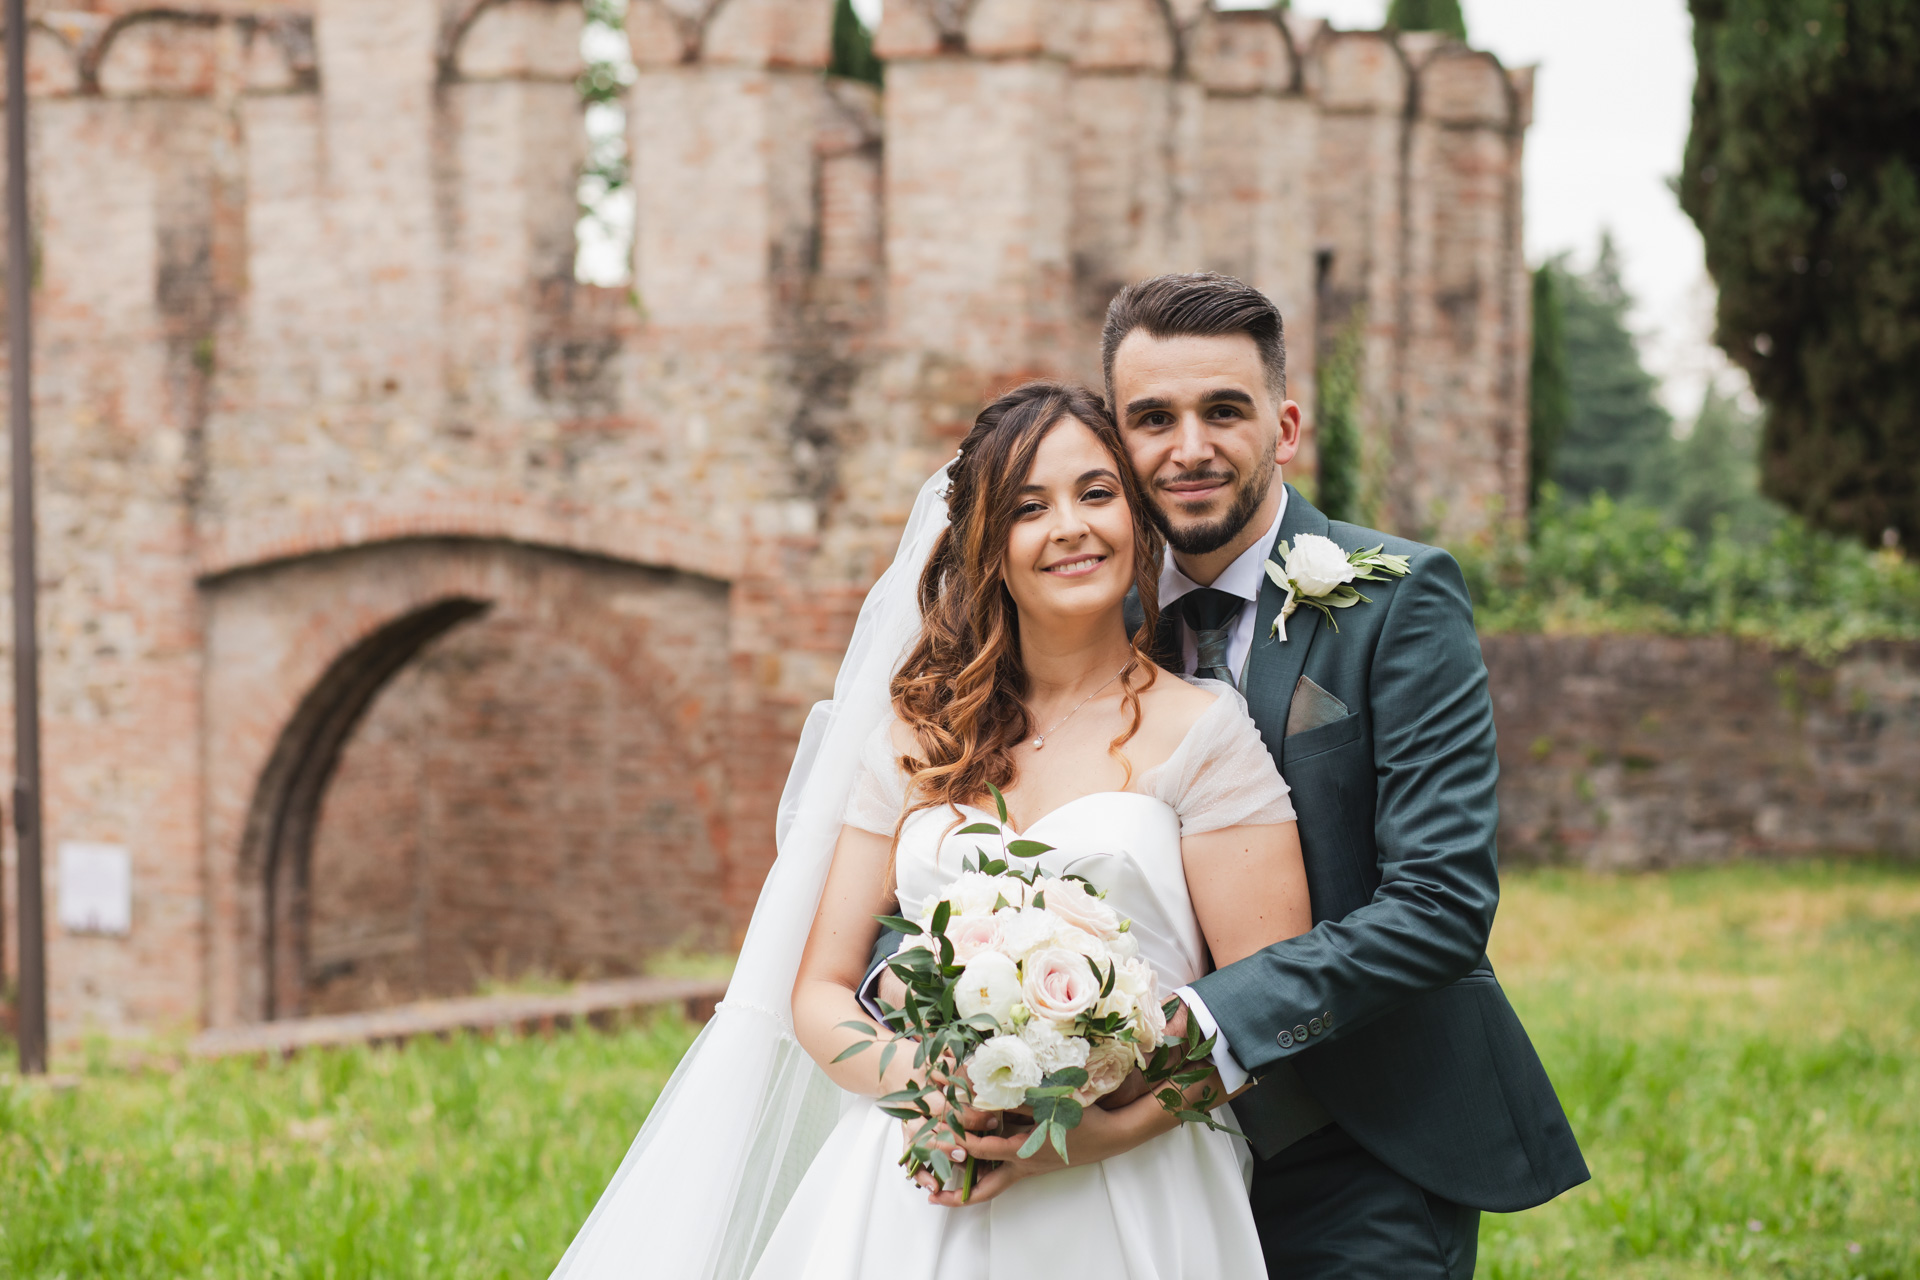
{"left": 1245, "top": 486, "right": 1331, "bottom": 752}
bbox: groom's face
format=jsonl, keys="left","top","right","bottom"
{"left": 1111, "top": 331, "right": 1301, "bottom": 558}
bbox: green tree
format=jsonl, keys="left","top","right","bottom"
{"left": 1549, "top": 238, "right": 1674, "bottom": 502}
{"left": 1386, "top": 0, "right": 1466, "bottom": 41}
{"left": 1680, "top": 0, "right": 1920, "bottom": 548}
{"left": 1643, "top": 385, "right": 1783, "bottom": 543}
{"left": 829, "top": 0, "right": 882, "bottom": 85}
{"left": 1528, "top": 264, "right": 1571, "bottom": 510}
{"left": 1314, "top": 312, "right": 1364, "bottom": 524}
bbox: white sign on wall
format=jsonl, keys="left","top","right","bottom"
{"left": 58, "top": 842, "right": 132, "bottom": 936}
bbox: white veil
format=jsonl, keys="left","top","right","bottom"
{"left": 549, "top": 464, "right": 952, "bottom": 1280}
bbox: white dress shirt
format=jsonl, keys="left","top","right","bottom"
{"left": 1162, "top": 490, "right": 1289, "bottom": 1096}
{"left": 1157, "top": 489, "right": 1289, "bottom": 688}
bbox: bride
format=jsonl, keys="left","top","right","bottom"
{"left": 551, "top": 382, "right": 1310, "bottom": 1279}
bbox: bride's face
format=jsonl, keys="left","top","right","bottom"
{"left": 1001, "top": 417, "right": 1137, "bottom": 626}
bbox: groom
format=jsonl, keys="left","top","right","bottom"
{"left": 904, "top": 273, "right": 1588, "bottom": 1277}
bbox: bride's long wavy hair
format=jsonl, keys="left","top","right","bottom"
{"left": 890, "top": 382, "right": 1163, "bottom": 831}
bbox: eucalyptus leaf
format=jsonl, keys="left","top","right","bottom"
{"left": 1005, "top": 840, "right": 1053, "bottom": 858}
{"left": 987, "top": 782, "right": 1010, "bottom": 824}
{"left": 955, "top": 822, "right": 1001, "bottom": 835}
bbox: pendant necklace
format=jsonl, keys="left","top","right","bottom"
{"left": 1030, "top": 665, "right": 1127, "bottom": 750}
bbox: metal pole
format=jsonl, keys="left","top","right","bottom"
{"left": 7, "top": 0, "right": 47, "bottom": 1075}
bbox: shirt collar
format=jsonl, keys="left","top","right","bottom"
{"left": 1158, "top": 484, "right": 1289, "bottom": 609}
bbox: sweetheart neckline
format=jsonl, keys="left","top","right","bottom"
{"left": 941, "top": 790, "right": 1170, "bottom": 839}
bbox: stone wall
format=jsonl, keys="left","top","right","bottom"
{"left": 1487, "top": 636, "right": 1920, "bottom": 869}
{"left": 0, "top": 0, "right": 1535, "bottom": 1039}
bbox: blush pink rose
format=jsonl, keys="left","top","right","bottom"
{"left": 1020, "top": 947, "right": 1100, "bottom": 1023}
{"left": 1077, "top": 1038, "right": 1137, "bottom": 1104}
{"left": 946, "top": 914, "right": 1004, "bottom": 963}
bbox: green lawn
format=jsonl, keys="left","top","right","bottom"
{"left": 3, "top": 862, "right": 1916, "bottom": 1278}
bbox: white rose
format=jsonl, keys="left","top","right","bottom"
{"left": 995, "top": 907, "right": 1059, "bottom": 961}
{"left": 968, "top": 1035, "right": 1043, "bottom": 1110}
{"left": 1051, "top": 924, "right": 1111, "bottom": 964}
{"left": 1108, "top": 928, "right": 1140, "bottom": 961}
{"left": 1114, "top": 957, "right": 1155, "bottom": 999}
{"left": 1017, "top": 1018, "right": 1091, "bottom": 1075}
{"left": 1037, "top": 878, "right": 1121, "bottom": 938}
{"left": 1283, "top": 533, "right": 1357, "bottom": 598}
{"left": 941, "top": 872, "right": 1004, "bottom": 918}
{"left": 953, "top": 951, "right": 1022, "bottom": 1029}
{"left": 1077, "top": 1038, "right": 1137, "bottom": 1104}
{"left": 1134, "top": 986, "right": 1169, "bottom": 1051}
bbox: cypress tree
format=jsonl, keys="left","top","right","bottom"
{"left": 1314, "top": 314, "right": 1365, "bottom": 524}
{"left": 829, "top": 0, "right": 883, "bottom": 86}
{"left": 1528, "top": 264, "right": 1570, "bottom": 510}
{"left": 1681, "top": 0, "right": 1920, "bottom": 547}
{"left": 1386, "top": 0, "right": 1466, "bottom": 41}
{"left": 1550, "top": 239, "right": 1674, "bottom": 502}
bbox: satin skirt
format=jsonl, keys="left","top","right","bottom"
{"left": 750, "top": 1098, "right": 1265, "bottom": 1280}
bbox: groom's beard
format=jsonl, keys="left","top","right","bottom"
{"left": 1148, "top": 465, "right": 1274, "bottom": 557}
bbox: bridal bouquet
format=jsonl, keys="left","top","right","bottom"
{"left": 836, "top": 785, "right": 1233, "bottom": 1199}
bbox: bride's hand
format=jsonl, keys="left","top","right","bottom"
{"left": 922, "top": 1089, "right": 1182, "bottom": 1207}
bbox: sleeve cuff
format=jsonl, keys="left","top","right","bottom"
{"left": 1173, "top": 984, "right": 1250, "bottom": 1094}
{"left": 857, "top": 957, "right": 889, "bottom": 1022}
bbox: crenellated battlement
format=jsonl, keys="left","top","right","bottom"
{"left": 0, "top": 0, "right": 1531, "bottom": 1039}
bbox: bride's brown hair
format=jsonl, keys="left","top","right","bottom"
{"left": 890, "top": 381, "right": 1163, "bottom": 827}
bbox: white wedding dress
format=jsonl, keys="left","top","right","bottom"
{"left": 749, "top": 682, "right": 1294, "bottom": 1280}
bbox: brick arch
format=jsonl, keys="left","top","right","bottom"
{"left": 203, "top": 537, "right": 734, "bottom": 1025}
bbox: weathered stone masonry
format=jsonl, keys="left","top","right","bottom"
{"left": 0, "top": 0, "right": 1534, "bottom": 1036}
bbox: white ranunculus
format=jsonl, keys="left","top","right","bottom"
{"left": 995, "top": 906, "right": 1060, "bottom": 961}
{"left": 953, "top": 950, "right": 1023, "bottom": 1028}
{"left": 1283, "top": 533, "right": 1357, "bottom": 597}
{"left": 1037, "top": 878, "right": 1121, "bottom": 938}
{"left": 1017, "top": 1018, "right": 1091, "bottom": 1075}
{"left": 1077, "top": 1038, "right": 1137, "bottom": 1104}
{"left": 968, "top": 1035, "right": 1044, "bottom": 1110}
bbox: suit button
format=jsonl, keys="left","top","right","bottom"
{"left": 1309, "top": 1017, "right": 1323, "bottom": 1036}
{"left": 1322, "top": 1011, "right": 1335, "bottom": 1031}
{"left": 1293, "top": 1024, "right": 1310, "bottom": 1043}
{"left": 1277, "top": 1030, "right": 1294, "bottom": 1048}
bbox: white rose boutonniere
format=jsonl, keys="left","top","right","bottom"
{"left": 1265, "top": 533, "right": 1412, "bottom": 641}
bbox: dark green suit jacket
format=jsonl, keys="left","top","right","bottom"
{"left": 1170, "top": 487, "right": 1587, "bottom": 1213}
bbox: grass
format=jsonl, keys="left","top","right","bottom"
{"left": 1481, "top": 862, "right": 1920, "bottom": 1279}
{"left": 2, "top": 862, "right": 1915, "bottom": 1278}
{"left": 0, "top": 1014, "right": 696, "bottom": 1278}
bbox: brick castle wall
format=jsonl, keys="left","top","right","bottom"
{"left": 0, "top": 0, "right": 1535, "bottom": 1036}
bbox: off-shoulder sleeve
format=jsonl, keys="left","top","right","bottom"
{"left": 842, "top": 720, "right": 911, "bottom": 835}
{"left": 1150, "top": 690, "right": 1295, "bottom": 834}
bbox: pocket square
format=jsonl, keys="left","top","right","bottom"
{"left": 1285, "top": 675, "right": 1349, "bottom": 737}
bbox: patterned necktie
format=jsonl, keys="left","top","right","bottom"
{"left": 1180, "top": 588, "right": 1244, "bottom": 688}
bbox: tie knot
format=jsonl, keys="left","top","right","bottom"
{"left": 1180, "top": 587, "right": 1243, "bottom": 635}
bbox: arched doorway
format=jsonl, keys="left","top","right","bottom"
{"left": 209, "top": 539, "right": 734, "bottom": 1022}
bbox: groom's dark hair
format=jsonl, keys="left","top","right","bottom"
{"left": 1100, "top": 273, "right": 1287, "bottom": 404}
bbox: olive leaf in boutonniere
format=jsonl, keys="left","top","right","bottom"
{"left": 1264, "top": 534, "right": 1413, "bottom": 641}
